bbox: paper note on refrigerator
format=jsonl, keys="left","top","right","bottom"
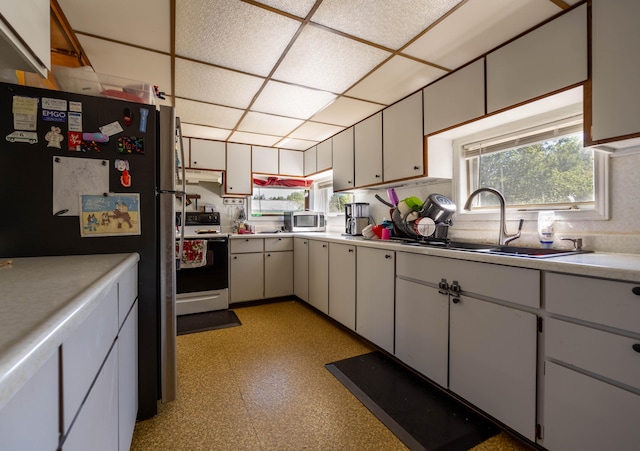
{"left": 52, "top": 156, "right": 109, "bottom": 216}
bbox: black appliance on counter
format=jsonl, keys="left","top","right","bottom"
{"left": 0, "top": 82, "right": 179, "bottom": 420}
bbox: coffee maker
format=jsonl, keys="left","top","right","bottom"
{"left": 345, "top": 202, "right": 370, "bottom": 235}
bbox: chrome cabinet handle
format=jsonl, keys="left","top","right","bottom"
{"left": 450, "top": 281, "right": 461, "bottom": 293}
{"left": 438, "top": 278, "right": 449, "bottom": 295}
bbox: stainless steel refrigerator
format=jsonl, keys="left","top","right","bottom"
{"left": 0, "top": 82, "right": 181, "bottom": 419}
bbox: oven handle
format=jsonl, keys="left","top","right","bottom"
{"left": 177, "top": 293, "right": 223, "bottom": 302}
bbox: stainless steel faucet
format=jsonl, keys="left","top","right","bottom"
{"left": 463, "top": 187, "right": 523, "bottom": 246}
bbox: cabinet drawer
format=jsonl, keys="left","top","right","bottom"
{"left": 264, "top": 237, "right": 293, "bottom": 252}
{"left": 546, "top": 318, "right": 640, "bottom": 390}
{"left": 62, "top": 283, "right": 118, "bottom": 433}
{"left": 545, "top": 272, "right": 640, "bottom": 334}
{"left": 230, "top": 238, "right": 263, "bottom": 253}
{"left": 118, "top": 265, "right": 137, "bottom": 328}
{"left": 397, "top": 252, "right": 539, "bottom": 308}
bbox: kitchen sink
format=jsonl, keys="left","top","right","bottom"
{"left": 403, "top": 240, "right": 592, "bottom": 258}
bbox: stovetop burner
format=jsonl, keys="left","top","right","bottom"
{"left": 177, "top": 211, "right": 223, "bottom": 238}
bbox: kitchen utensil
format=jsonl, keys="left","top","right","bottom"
{"left": 375, "top": 194, "right": 394, "bottom": 208}
{"left": 387, "top": 188, "right": 399, "bottom": 206}
{"left": 420, "top": 193, "right": 456, "bottom": 223}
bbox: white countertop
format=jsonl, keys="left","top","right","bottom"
{"left": 229, "top": 232, "right": 640, "bottom": 283}
{"left": 0, "top": 253, "right": 139, "bottom": 410}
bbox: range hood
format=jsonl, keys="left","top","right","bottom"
{"left": 178, "top": 169, "right": 223, "bottom": 184}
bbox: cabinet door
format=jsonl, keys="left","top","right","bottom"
{"left": 383, "top": 92, "right": 424, "bottom": 182}
{"left": 332, "top": 128, "right": 355, "bottom": 191}
{"left": 591, "top": 0, "right": 640, "bottom": 142}
{"left": 304, "top": 146, "right": 317, "bottom": 176}
{"left": 395, "top": 279, "right": 449, "bottom": 387}
{"left": 356, "top": 247, "right": 395, "bottom": 353}
{"left": 543, "top": 361, "right": 640, "bottom": 451}
{"left": 293, "top": 238, "right": 309, "bottom": 301}
{"left": 118, "top": 301, "right": 138, "bottom": 451}
{"left": 252, "top": 146, "right": 279, "bottom": 174}
{"left": 328, "top": 243, "right": 356, "bottom": 330}
{"left": 190, "top": 139, "right": 226, "bottom": 170}
{"left": 226, "top": 143, "right": 252, "bottom": 195}
{"left": 265, "top": 251, "right": 293, "bottom": 298}
{"left": 308, "top": 240, "right": 329, "bottom": 314}
{"left": 0, "top": 351, "right": 58, "bottom": 450}
{"left": 354, "top": 112, "right": 383, "bottom": 187}
{"left": 63, "top": 347, "right": 119, "bottom": 451}
{"left": 279, "top": 149, "right": 304, "bottom": 176}
{"left": 0, "top": 0, "right": 50, "bottom": 76}
{"left": 230, "top": 253, "right": 264, "bottom": 302}
{"left": 449, "top": 295, "right": 537, "bottom": 440}
{"left": 316, "top": 140, "right": 332, "bottom": 172}
{"left": 486, "top": 4, "right": 587, "bottom": 113}
{"left": 423, "top": 59, "right": 485, "bottom": 135}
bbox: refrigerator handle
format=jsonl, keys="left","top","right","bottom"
{"left": 176, "top": 117, "right": 187, "bottom": 270}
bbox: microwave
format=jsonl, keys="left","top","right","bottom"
{"left": 283, "top": 211, "right": 326, "bottom": 232}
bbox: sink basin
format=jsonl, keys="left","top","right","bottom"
{"left": 487, "top": 245, "right": 592, "bottom": 258}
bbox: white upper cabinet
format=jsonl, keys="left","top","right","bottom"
{"left": 279, "top": 149, "right": 304, "bottom": 176}
{"left": 354, "top": 112, "right": 383, "bottom": 188}
{"left": 383, "top": 91, "right": 424, "bottom": 182}
{"left": 0, "top": 0, "right": 50, "bottom": 76}
{"left": 486, "top": 4, "right": 587, "bottom": 114}
{"left": 252, "top": 146, "right": 279, "bottom": 174}
{"left": 304, "top": 146, "right": 317, "bottom": 176}
{"left": 316, "top": 140, "right": 332, "bottom": 172}
{"left": 190, "top": 139, "right": 226, "bottom": 170}
{"left": 225, "top": 143, "right": 252, "bottom": 195}
{"left": 423, "top": 59, "right": 485, "bottom": 135}
{"left": 332, "top": 127, "right": 354, "bottom": 192}
{"left": 590, "top": 0, "right": 640, "bottom": 144}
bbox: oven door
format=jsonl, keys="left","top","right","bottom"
{"left": 176, "top": 237, "right": 229, "bottom": 315}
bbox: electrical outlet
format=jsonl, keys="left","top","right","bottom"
{"left": 223, "top": 197, "right": 244, "bottom": 205}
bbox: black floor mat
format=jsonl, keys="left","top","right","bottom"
{"left": 177, "top": 309, "right": 241, "bottom": 335}
{"left": 326, "top": 351, "right": 498, "bottom": 451}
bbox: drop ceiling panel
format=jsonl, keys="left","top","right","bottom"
{"left": 289, "top": 121, "right": 344, "bottom": 142}
{"left": 273, "top": 25, "right": 391, "bottom": 93}
{"left": 310, "top": 97, "right": 384, "bottom": 127}
{"left": 237, "top": 111, "right": 304, "bottom": 136}
{"left": 276, "top": 138, "right": 319, "bottom": 151}
{"left": 228, "top": 131, "right": 280, "bottom": 147}
{"left": 346, "top": 55, "right": 447, "bottom": 105}
{"left": 251, "top": 81, "right": 336, "bottom": 119}
{"left": 77, "top": 36, "right": 172, "bottom": 94}
{"left": 312, "top": 0, "right": 464, "bottom": 50}
{"left": 58, "top": 0, "right": 171, "bottom": 52}
{"left": 175, "top": 58, "right": 264, "bottom": 108}
{"left": 175, "top": 98, "right": 244, "bottom": 129}
{"left": 404, "top": 0, "right": 562, "bottom": 70}
{"left": 253, "top": 0, "right": 317, "bottom": 19}
{"left": 181, "top": 123, "right": 231, "bottom": 140}
{"left": 175, "top": 0, "right": 301, "bottom": 76}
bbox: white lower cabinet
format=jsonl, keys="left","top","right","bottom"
{"left": 118, "top": 301, "right": 138, "bottom": 451}
{"left": 356, "top": 247, "right": 395, "bottom": 353}
{"left": 449, "top": 295, "right": 537, "bottom": 441}
{"left": 293, "top": 238, "right": 309, "bottom": 301}
{"left": 308, "top": 240, "right": 329, "bottom": 314}
{"left": 395, "top": 279, "right": 448, "bottom": 387}
{"left": 265, "top": 250, "right": 293, "bottom": 298}
{"left": 543, "top": 361, "right": 640, "bottom": 451}
{"left": 230, "top": 252, "right": 264, "bottom": 302}
{"left": 63, "top": 347, "right": 119, "bottom": 451}
{"left": 0, "top": 351, "right": 59, "bottom": 450}
{"left": 328, "top": 243, "right": 356, "bottom": 330}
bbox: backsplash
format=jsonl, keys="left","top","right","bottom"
{"left": 354, "top": 151, "right": 640, "bottom": 255}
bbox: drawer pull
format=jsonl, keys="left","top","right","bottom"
{"left": 385, "top": 254, "right": 392, "bottom": 259}
{"left": 348, "top": 249, "right": 354, "bottom": 253}
{"left": 452, "top": 297, "right": 460, "bottom": 304}
{"left": 633, "top": 344, "right": 640, "bottom": 353}
{"left": 632, "top": 287, "right": 640, "bottom": 295}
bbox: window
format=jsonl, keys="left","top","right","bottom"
{"left": 250, "top": 186, "right": 307, "bottom": 216}
{"left": 459, "top": 115, "right": 609, "bottom": 218}
{"left": 315, "top": 182, "right": 353, "bottom": 216}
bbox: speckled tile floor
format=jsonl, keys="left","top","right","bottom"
{"left": 131, "top": 300, "right": 531, "bottom": 451}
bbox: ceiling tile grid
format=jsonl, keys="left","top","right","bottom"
{"left": 57, "top": 0, "right": 570, "bottom": 150}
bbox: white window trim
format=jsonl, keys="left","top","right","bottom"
{"left": 453, "top": 111, "right": 610, "bottom": 222}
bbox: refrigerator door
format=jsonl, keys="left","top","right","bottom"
{"left": 158, "top": 105, "right": 182, "bottom": 403}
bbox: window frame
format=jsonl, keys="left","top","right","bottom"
{"left": 453, "top": 112, "right": 610, "bottom": 222}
